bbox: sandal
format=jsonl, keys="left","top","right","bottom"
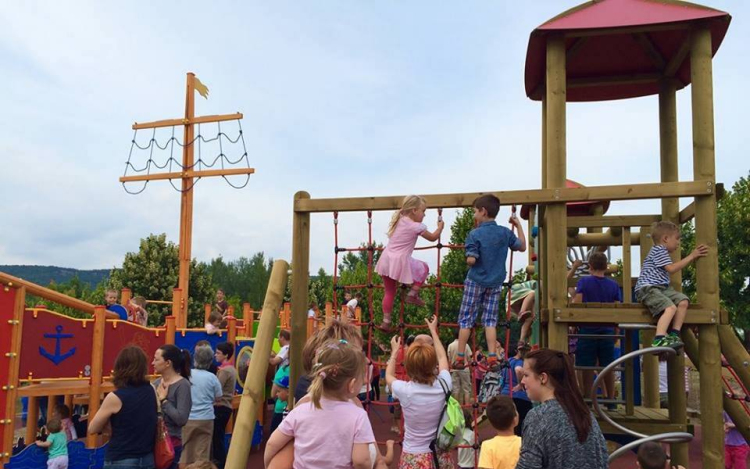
{"left": 451, "top": 359, "right": 466, "bottom": 370}
{"left": 405, "top": 294, "right": 425, "bottom": 307}
{"left": 517, "top": 311, "right": 533, "bottom": 323}
{"left": 377, "top": 318, "right": 394, "bottom": 332}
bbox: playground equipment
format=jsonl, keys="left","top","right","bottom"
{"left": 281, "top": 1, "right": 745, "bottom": 468}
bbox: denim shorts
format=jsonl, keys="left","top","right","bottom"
{"left": 104, "top": 453, "right": 155, "bottom": 469}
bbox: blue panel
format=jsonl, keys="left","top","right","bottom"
{"left": 7, "top": 441, "right": 108, "bottom": 469}
{"left": 174, "top": 330, "right": 227, "bottom": 355}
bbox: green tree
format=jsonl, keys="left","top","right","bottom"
{"left": 680, "top": 173, "right": 750, "bottom": 343}
{"left": 107, "top": 234, "right": 214, "bottom": 327}
{"left": 208, "top": 253, "right": 273, "bottom": 312}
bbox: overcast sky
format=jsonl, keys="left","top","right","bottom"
{"left": 1, "top": 1, "right": 747, "bottom": 277}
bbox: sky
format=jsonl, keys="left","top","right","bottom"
{"left": 1, "top": 1, "right": 748, "bottom": 278}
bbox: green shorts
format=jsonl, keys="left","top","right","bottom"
{"left": 636, "top": 285, "right": 689, "bottom": 317}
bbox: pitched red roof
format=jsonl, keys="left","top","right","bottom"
{"left": 524, "top": 0, "right": 731, "bottom": 102}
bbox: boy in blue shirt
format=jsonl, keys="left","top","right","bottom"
{"left": 453, "top": 195, "right": 526, "bottom": 371}
{"left": 634, "top": 221, "right": 707, "bottom": 349}
{"left": 572, "top": 252, "right": 621, "bottom": 403}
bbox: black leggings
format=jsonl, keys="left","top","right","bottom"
{"left": 212, "top": 406, "right": 233, "bottom": 469}
{"left": 371, "top": 375, "right": 381, "bottom": 401}
{"left": 513, "top": 398, "right": 533, "bottom": 436}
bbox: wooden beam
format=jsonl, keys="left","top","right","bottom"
{"left": 567, "top": 231, "right": 640, "bottom": 247}
{"left": 664, "top": 38, "right": 691, "bottom": 77}
{"left": 567, "top": 214, "right": 660, "bottom": 228}
{"left": 568, "top": 73, "right": 661, "bottom": 89}
{"left": 551, "top": 306, "right": 717, "bottom": 325}
{"left": 290, "top": 192, "right": 311, "bottom": 406}
{"left": 679, "top": 202, "right": 696, "bottom": 224}
{"left": 119, "top": 168, "right": 255, "bottom": 183}
{"left": 566, "top": 37, "right": 588, "bottom": 62}
{"left": 622, "top": 228, "right": 632, "bottom": 303}
{"left": 86, "top": 306, "right": 106, "bottom": 448}
{"left": 633, "top": 33, "right": 666, "bottom": 71}
{"left": 294, "top": 180, "right": 715, "bottom": 213}
{"left": 565, "top": 23, "right": 689, "bottom": 38}
{"left": 692, "top": 27, "right": 723, "bottom": 469}
{"left": 2, "top": 287, "right": 25, "bottom": 464}
{"left": 0, "top": 271, "right": 96, "bottom": 315}
{"left": 132, "top": 112, "right": 244, "bottom": 130}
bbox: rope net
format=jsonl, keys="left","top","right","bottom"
{"left": 122, "top": 119, "right": 252, "bottom": 194}
{"left": 331, "top": 207, "right": 523, "bottom": 467}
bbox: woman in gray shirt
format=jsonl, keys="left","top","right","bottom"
{"left": 153, "top": 344, "right": 192, "bottom": 469}
{"left": 516, "top": 349, "right": 608, "bottom": 469}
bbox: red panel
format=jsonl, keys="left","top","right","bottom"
{"left": 19, "top": 310, "right": 94, "bottom": 380}
{"left": 0, "top": 287, "right": 17, "bottom": 451}
{"left": 102, "top": 321, "right": 165, "bottom": 376}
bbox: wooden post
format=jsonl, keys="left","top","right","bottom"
{"left": 691, "top": 26, "right": 723, "bottom": 469}
{"left": 205, "top": 303, "right": 212, "bottom": 324}
{"left": 624, "top": 329, "right": 634, "bottom": 415}
{"left": 325, "top": 302, "right": 333, "bottom": 327}
{"left": 172, "top": 288, "right": 182, "bottom": 329}
{"left": 290, "top": 191, "right": 311, "bottom": 405}
{"left": 227, "top": 317, "right": 237, "bottom": 357}
{"left": 718, "top": 326, "right": 750, "bottom": 400}
{"left": 659, "top": 75, "right": 688, "bottom": 467}
{"left": 639, "top": 227, "right": 660, "bottom": 408}
{"left": 176, "top": 73, "right": 197, "bottom": 329}
{"left": 165, "top": 316, "right": 176, "bottom": 346}
{"left": 539, "top": 96, "right": 548, "bottom": 345}
{"left": 225, "top": 260, "right": 289, "bottom": 469}
{"left": 242, "top": 303, "right": 251, "bottom": 320}
{"left": 622, "top": 228, "right": 632, "bottom": 302}
{"left": 86, "top": 305, "right": 106, "bottom": 448}
{"left": 25, "top": 397, "right": 38, "bottom": 444}
{"left": 2, "top": 286, "right": 25, "bottom": 463}
{"left": 120, "top": 288, "right": 132, "bottom": 307}
{"left": 545, "top": 34, "right": 568, "bottom": 352}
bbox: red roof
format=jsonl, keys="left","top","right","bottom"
{"left": 524, "top": 0, "right": 731, "bottom": 102}
{"left": 519, "top": 179, "right": 610, "bottom": 220}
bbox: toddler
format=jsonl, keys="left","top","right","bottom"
{"left": 36, "top": 418, "right": 68, "bottom": 469}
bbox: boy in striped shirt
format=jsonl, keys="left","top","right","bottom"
{"left": 634, "top": 221, "right": 708, "bottom": 348}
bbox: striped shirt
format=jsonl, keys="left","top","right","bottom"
{"left": 635, "top": 245, "right": 672, "bottom": 291}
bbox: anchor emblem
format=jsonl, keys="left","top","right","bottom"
{"left": 39, "top": 325, "right": 76, "bottom": 365}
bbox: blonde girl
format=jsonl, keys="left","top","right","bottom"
{"left": 264, "top": 340, "right": 376, "bottom": 469}
{"left": 375, "top": 195, "right": 444, "bottom": 330}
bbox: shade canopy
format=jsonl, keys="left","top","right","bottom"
{"left": 524, "top": 0, "right": 731, "bottom": 102}
{"left": 520, "top": 179, "right": 609, "bottom": 220}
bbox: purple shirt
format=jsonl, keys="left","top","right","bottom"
{"left": 576, "top": 276, "right": 622, "bottom": 334}
{"left": 725, "top": 412, "right": 748, "bottom": 447}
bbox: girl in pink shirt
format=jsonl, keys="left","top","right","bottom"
{"left": 264, "top": 339, "right": 376, "bottom": 469}
{"left": 375, "top": 195, "right": 444, "bottom": 330}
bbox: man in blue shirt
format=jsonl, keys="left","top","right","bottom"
{"left": 453, "top": 195, "right": 526, "bottom": 372}
{"left": 573, "top": 252, "right": 621, "bottom": 404}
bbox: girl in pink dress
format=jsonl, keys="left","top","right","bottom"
{"left": 375, "top": 195, "right": 444, "bottom": 330}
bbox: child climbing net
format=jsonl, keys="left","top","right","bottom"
{"left": 330, "top": 196, "right": 529, "bottom": 468}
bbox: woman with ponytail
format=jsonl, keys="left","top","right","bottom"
{"left": 516, "top": 349, "right": 608, "bottom": 469}
{"left": 374, "top": 195, "right": 444, "bottom": 330}
{"left": 264, "top": 339, "right": 376, "bottom": 469}
{"left": 153, "top": 344, "right": 192, "bottom": 469}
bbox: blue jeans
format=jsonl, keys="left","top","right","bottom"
{"left": 104, "top": 453, "right": 155, "bottom": 469}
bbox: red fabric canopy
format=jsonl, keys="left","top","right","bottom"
{"left": 520, "top": 179, "right": 609, "bottom": 220}
{"left": 524, "top": 0, "right": 731, "bottom": 102}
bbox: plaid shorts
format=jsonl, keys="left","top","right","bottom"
{"left": 458, "top": 279, "right": 503, "bottom": 328}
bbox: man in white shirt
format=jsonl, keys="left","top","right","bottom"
{"left": 269, "top": 329, "right": 291, "bottom": 369}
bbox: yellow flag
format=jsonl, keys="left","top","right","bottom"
{"left": 194, "top": 76, "right": 209, "bottom": 99}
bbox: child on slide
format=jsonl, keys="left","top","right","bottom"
{"left": 375, "top": 195, "right": 444, "bottom": 330}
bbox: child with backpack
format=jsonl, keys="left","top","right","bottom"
{"left": 385, "top": 315, "right": 457, "bottom": 469}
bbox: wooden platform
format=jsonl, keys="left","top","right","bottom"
{"left": 541, "top": 303, "right": 722, "bottom": 325}
{"left": 597, "top": 406, "right": 694, "bottom": 435}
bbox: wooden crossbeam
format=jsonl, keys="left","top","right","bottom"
{"left": 120, "top": 167, "right": 255, "bottom": 183}
{"left": 664, "top": 38, "right": 691, "bottom": 77}
{"left": 566, "top": 37, "right": 589, "bottom": 62}
{"left": 679, "top": 202, "right": 696, "bottom": 224}
{"left": 294, "top": 180, "right": 715, "bottom": 213}
{"left": 132, "top": 112, "right": 244, "bottom": 130}
{"left": 568, "top": 73, "right": 661, "bottom": 89}
{"left": 549, "top": 306, "right": 717, "bottom": 325}
{"left": 633, "top": 33, "right": 666, "bottom": 71}
{"left": 564, "top": 23, "right": 689, "bottom": 38}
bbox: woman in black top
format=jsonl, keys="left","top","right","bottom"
{"left": 89, "top": 346, "right": 157, "bottom": 469}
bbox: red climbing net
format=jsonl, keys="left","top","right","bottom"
{"left": 330, "top": 207, "right": 522, "bottom": 467}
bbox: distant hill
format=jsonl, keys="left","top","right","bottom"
{"left": 0, "top": 265, "right": 110, "bottom": 288}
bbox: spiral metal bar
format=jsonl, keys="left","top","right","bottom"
{"left": 591, "top": 345, "right": 693, "bottom": 463}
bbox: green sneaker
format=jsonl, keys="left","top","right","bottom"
{"left": 651, "top": 336, "right": 671, "bottom": 348}
{"left": 666, "top": 334, "right": 684, "bottom": 350}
